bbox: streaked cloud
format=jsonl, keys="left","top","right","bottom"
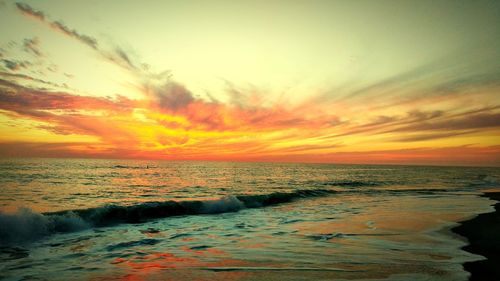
{"left": 16, "top": 3, "right": 98, "bottom": 50}
{"left": 14, "top": 2, "right": 141, "bottom": 73}
{"left": 1, "top": 59, "right": 30, "bottom": 71}
{"left": 22, "top": 37, "right": 42, "bottom": 57}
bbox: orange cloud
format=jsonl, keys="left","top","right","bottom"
{"left": 1, "top": 69, "right": 500, "bottom": 166}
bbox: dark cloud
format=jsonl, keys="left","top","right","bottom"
{"left": 149, "top": 81, "right": 195, "bottom": 111}
{"left": 390, "top": 113, "right": 500, "bottom": 132}
{"left": 270, "top": 143, "right": 342, "bottom": 154}
{"left": 320, "top": 114, "right": 403, "bottom": 139}
{"left": 46, "top": 65, "right": 57, "bottom": 72}
{"left": 0, "top": 141, "right": 140, "bottom": 159}
{"left": 15, "top": 2, "right": 142, "bottom": 73}
{"left": 343, "top": 63, "right": 440, "bottom": 100}
{"left": 1, "top": 71, "right": 67, "bottom": 89}
{"left": 319, "top": 107, "right": 498, "bottom": 141}
{"left": 49, "top": 21, "right": 98, "bottom": 50}
{"left": 449, "top": 105, "right": 500, "bottom": 119}
{"left": 15, "top": 3, "right": 98, "bottom": 50}
{"left": 1, "top": 59, "right": 30, "bottom": 71}
{"left": 320, "top": 146, "right": 500, "bottom": 166}
{"left": 355, "top": 110, "right": 445, "bottom": 131}
{"left": 0, "top": 79, "right": 141, "bottom": 144}
{"left": 23, "top": 37, "right": 42, "bottom": 57}
{"left": 15, "top": 2, "right": 45, "bottom": 20}
{"left": 223, "top": 81, "right": 267, "bottom": 109}
{"left": 356, "top": 115, "right": 400, "bottom": 129}
{"left": 431, "top": 72, "right": 500, "bottom": 94}
{"left": 112, "top": 46, "right": 136, "bottom": 70}
{"left": 394, "top": 131, "right": 478, "bottom": 142}
{"left": 406, "top": 110, "right": 444, "bottom": 121}
{"left": 0, "top": 142, "right": 85, "bottom": 158}
{"left": 0, "top": 78, "right": 134, "bottom": 114}
{"left": 322, "top": 43, "right": 500, "bottom": 108}
{"left": 140, "top": 78, "right": 338, "bottom": 132}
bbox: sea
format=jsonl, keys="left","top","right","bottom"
{"left": 0, "top": 158, "right": 499, "bottom": 281}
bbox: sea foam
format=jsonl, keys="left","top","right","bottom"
{"left": 0, "top": 208, "right": 89, "bottom": 245}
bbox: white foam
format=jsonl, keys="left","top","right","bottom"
{"left": 0, "top": 208, "right": 89, "bottom": 245}
{"left": 201, "top": 195, "right": 245, "bottom": 214}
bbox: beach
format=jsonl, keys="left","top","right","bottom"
{"left": 453, "top": 192, "right": 500, "bottom": 281}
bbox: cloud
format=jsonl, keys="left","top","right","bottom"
{"left": 322, "top": 146, "right": 500, "bottom": 166}
{"left": 0, "top": 79, "right": 134, "bottom": 113}
{"left": 0, "top": 73, "right": 341, "bottom": 159}
{"left": 325, "top": 106, "right": 499, "bottom": 140}
{"left": 0, "top": 79, "right": 144, "bottom": 147}
{"left": 49, "top": 21, "right": 98, "bottom": 50}
{"left": 1, "top": 72, "right": 499, "bottom": 165}
{"left": 1, "top": 59, "right": 30, "bottom": 71}
{"left": 406, "top": 110, "right": 444, "bottom": 121}
{"left": 393, "top": 130, "right": 478, "bottom": 142}
{"left": 15, "top": 2, "right": 140, "bottom": 72}
{"left": 15, "top": 3, "right": 98, "bottom": 50}
{"left": 147, "top": 81, "right": 195, "bottom": 111}
{"left": 109, "top": 46, "right": 137, "bottom": 70}
{"left": 0, "top": 141, "right": 139, "bottom": 159}
{"left": 22, "top": 37, "right": 42, "bottom": 57}
{"left": 320, "top": 42, "right": 500, "bottom": 110}
{"left": 389, "top": 112, "right": 500, "bottom": 133}
{"left": 15, "top": 2, "right": 45, "bottom": 21}
{"left": 342, "top": 62, "right": 441, "bottom": 100}
{"left": 7, "top": 2, "right": 500, "bottom": 165}
{"left": 139, "top": 77, "right": 337, "bottom": 132}
{"left": 3, "top": 141, "right": 497, "bottom": 167}
{"left": 0, "top": 71, "right": 69, "bottom": 89}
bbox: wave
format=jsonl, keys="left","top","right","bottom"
{"left": 0, "top": 185, "right": 464, "bottom": 246}
{"left": 0, "top": 208, "right": 89, "bottom": 246}
{"left": 0, "top": 189, "right": 335, "bottom": 245}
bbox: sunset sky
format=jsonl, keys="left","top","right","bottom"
{"left": 0, "top": 0, "right": 499, "bottom": 166}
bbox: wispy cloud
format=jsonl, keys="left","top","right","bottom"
{"left": 388, "top": 113, "right": 500, "bottom": 133}
{"left": 15, "top": 2, "right": 140, "bottom": 73}
{"left": 16, "top": 3, "right": 98, "bottom": 50}
{"left": 22, "top": 37, "right": 42, "bottom": 57}
{"left": 15, "top": 2, "right": 44, "bottom": 21}
{"left": 0, "top": 79, "right": 133, "bottom": 110}
{"left": 393, "top": 131, "right": 479, "bottom": 142}
{"left": 1, "top": 59, "right": 31, "bottom": 71}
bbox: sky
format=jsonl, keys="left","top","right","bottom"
{"left": 0, "top": 0, "right": 499, "bottom": 166}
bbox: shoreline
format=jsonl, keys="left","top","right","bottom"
{"left": 452, "top": 192, "right": 500, "bottom": 281}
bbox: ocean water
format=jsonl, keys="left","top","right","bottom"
{"left": 0, "top": 159, "right": 499, "bottom": 281}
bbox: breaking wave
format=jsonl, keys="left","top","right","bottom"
{"left": 0, "top": 189, "right": 335, "bottom": 245}
{"left": 0, "top": 208, "right": 89, "bottom": 246}
{"left": 1, "top": 183, "right": 470, "bottom": 246}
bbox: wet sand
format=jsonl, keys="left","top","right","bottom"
{"left": 453, "top": 192, "right": 500, "bottom": 281}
